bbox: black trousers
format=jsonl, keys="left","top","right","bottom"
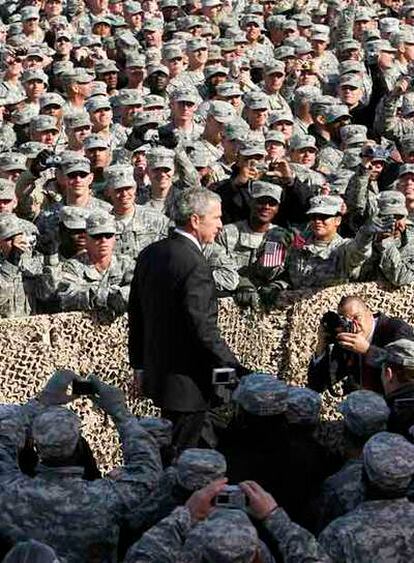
{"left": 161, "top": 410, "right": 216, "bottom": 455}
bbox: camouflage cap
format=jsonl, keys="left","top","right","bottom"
{"left": 377, "top": 39, "right": 397, "bottom": 52}
{"left": 184, "top": 509, "right": 258, "bottom": 563}
{"left": 251, "top": 181, "right": 282, "bottom": 203}
{"left": 104, "top": 164, "right": 135, "bottom": 189}
{"left": 33, "top": 406, "right": 80, "bottom": 460}
{"left": 85, "top": 96, "right": 112, "bottom": 113}
{"left": 205, "top": 65, "right": 229, "bottom": 80}
{"left": 62, "top": 156, "right": 91, "bottom": 175}
{"left": 133, "top": 111, "right": 159, "bottom": 128}
{"left": 294, "top": 86, "right": 320, "bottom": 103}
{"left": 401, "top": 94, "right": 414, "bottom": 117}
{"left": 363, "top": 431, "right": 414, "bottom": 491}
{"left": 125, "top": 52, "right": 146, "bottom": 68}
{"left": 189, "top": 146, "right": 211, "bottom": 168}
{"left": 176, "top": 448, "right": 227, "bottom": 490}
{"left": 339, "top": 75, "right": 363, "bottom": 90}
{"left": 84, "top": 134, "right": 111, "bottom": 151}
{"left": 53, "top": 60, "right": 74, "bottom": 76}
{"left": 264, "top": 60, "right": 285, "bottom": 76}
{"left": 64, "top": 68, "right": 95, "bottom": 85}
{"left": 143, "top": 94, "right": 166, "bottom": 109}
{"left": 39, "top": 93, "right": 65, "bottom": 111}
{"left": 0, "top": 213, "right": 23, "bottom": 240}
{"left": 290, "top": 135, "right": 317, "bottom": 151}
{"left": 114, "top": 89, "right": 143, "bottom": 107}
{"left": 266, "top": 15, "right": 286, "bottom": 30}
{"left": 337, "top": 39, "right": 361, "bottom": 53}
{"left": 339, "top": 390, "right": 390, "bottom": 438}
{"left": 0, "top": 152, "right": 26, "bottom": 172}
{"left": 186, "top": 38, "right": 208, "bottom": 52}
{"left": 339, "top": 60, "right": 365, "bottom": 75}
{"left": 379, "top": 17, "right": 399, "bottom": 34}
{"left": 307, "top": 194, "right": 343, "bottom": 216}
{"left": 377, "top": 190, "right": 407, "bottom": 217}
{"left": 55, "top": 29, "right": 71, "bottom": 41}
{"left": 19, "top": 142, "right": 48, "bottom": 159}
{"left": 273, "top": 45, "right": 295, "bottom": 59}
{"left": 239, "top": 139, "right": 266, "bottom": 157}
{"left": 64, "top": 112, "right": 92, "bottom": 130}
{"left": 294, "top": 14, "right": 312, "bottom": 27}
{"left": 11, "top": 105, "right": 38, "bottom": 127}
{"left": 220, "top": 39, "right": 236, "bottom": 54}
{"left": 325, "top": 104, "right": 351, "bottom": 124}
{"left": 286, "top": 386, "right": 321, "bottom": 425}
{"left": 385, "top": 338, "right": 414, "bottom": 367}
{"left": 124, "top": 0, "right": 143, "bottom": 13}
{"left": 95, "top": 59, "right": 119, "bottom": 75}
{"left": 21, "top": 5, "right": 40, "bottom": 20}
{"left": 242, "top": 14, "right": 264, "bottom": 30}
{"left": 86, "top": 210, "right": 116, "bottom": 235}
{"left": 244, "top": 91, "right": 269, "bottom": 111}
{"left": 138, "top": 417, "right": 173, "bottom": 447}
{"left": 147, "top": 146, "right": 175, "bottom": 170}
{"left": 216, "top": 82, "right": 242, "bottom": 98}
{"left": 0, "top": 404, "right": 27, "bottom": 449}
{"left": 232, "top": 372, "right": 288, "bottom": 416}
{"left": 268, "top": 111, "right": 294, "bottom": 125}
{"left": 59, "top": 206, "right": 88, "bottom": 230}
{"left": 30, "top": 115, "right": 59, "bottom": 133}
{"left": 399, "top": 163, "right": 414, "bottom": 177}
{"left": 92, "top": 80, "right": 109, "bottom": 97}
{"left": 355, "top": 7, "right": 373, "bottom": 21}
{"left": 0, "top": 178, "right": 16, "bottom": 200}
{"left": 208, "top": 100, "right": 236, "bottom": 124}
{"left": 171, "top": 87, "right": 199, "bottom": 105}
{"left": 160, "top": 0, "right": 179, "bottom": 7}
{"left": 265, "top": 130, "right": 286, "bottom": 145}
{"left": 21, "top": 69, "right": 48, "bottom": 85}
{"left": 142, "top": 18, "right": 164, "bottom": 32}
{"left": 340, "top": 124, "right": 367, "bottom": 145}
{"left": 329, "top": 169, "right": 354, "bottom": 195}
{"left": 223, "top": 121, "right": 249, "bottom": 141}
{"left": 147, "top": 64, "right": 170, "bottom": 77}
{"left": 162, "top": 43, "right": 183, "bottom": 60}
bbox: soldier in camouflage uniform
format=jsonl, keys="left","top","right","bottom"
{"left": 0, "top": 370, "right": 161, "bottom": 563}
{"left": 319, "top": 431, "right": 414, "bottom": 562}
{"left": 286, "top": 195, "right": 375, "bottom": 288}
{"left": 315, "top": 390, "right": 390, "bottom": 533}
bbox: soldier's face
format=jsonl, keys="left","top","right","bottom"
{"left": 166, "top": 57, "right": 184, "bottom": 77}
{"left": 252, "top": 197, "right": 279, "bottom": 223}
{"left": 245, "top": 22, "right": 261, "bottom": 41}
{"left": 173, "top": 100, "right": 196, "bottom": 120}
{"left": 92, "top": 107, "right": 113, "bottom": 128}
{"left": 248, "top": 108, "right": 268, "bottom": 129}
{"left": 109, "top": 185, "right": 136, "bottom": 212}
{"left": 338, "top": 300, "right": 374, "bottom": 339}
{"left": 87, "top": 233, "right": 115, "bottom": 261}
{"left": 292, "top": 147, "right": 317, "bottom": 167}
{"left": 193, "top": 199, "right": 222, "bottom": 243}
{"left": 37, "top": 129, "right": 59, "bottom": 145}
{"left": 264, "top": 72, "right": 285, "bottom": 92}
{"left": 272, "top": 121, "right": 293, "bottom": 140}
{"left": 148, "top": 166, "right": 173, "bottom": 190}
{"left": 398, "top": 174, "right": 414, "bottom": 211}
{"left": 265, "top": 141, "right": 285, "bottom": 161}
{"left": 0, "top": 198, "right": 16, "bottom": 213}
{"left": 310, "top": 214, "right": 341, "bottom": 241}
{"left": 339, "top": 85, "right": 362, "bottom": 107}
{"left": 66, "top": 171, "right": 93, "bottom": 196}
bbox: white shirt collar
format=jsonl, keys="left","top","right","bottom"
{"left": 174, "top": 228, "right": 202, "bottom": 252}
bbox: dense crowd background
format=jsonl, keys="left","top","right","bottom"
{"left": 1, "top": 0, "right": 414, "bottom": 561}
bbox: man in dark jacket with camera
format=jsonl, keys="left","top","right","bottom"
{"left": 308, "top": 295, "right": 414, "bottom": 395}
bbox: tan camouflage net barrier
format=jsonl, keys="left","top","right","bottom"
{"left": 2, "top": 283, "right": 414, "bottom": 471}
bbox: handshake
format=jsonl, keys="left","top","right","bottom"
{"left": 38, "top": 369, "right": 128, "bottom": 420}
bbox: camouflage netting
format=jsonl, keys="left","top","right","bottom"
{"left": 1, "top": 284, "right": 414, "bottom": 471}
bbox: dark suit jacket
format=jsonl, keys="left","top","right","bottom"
{"left": 128, "top": 232, "right": 241, "bottom": 411}
{"left": 308, "top": 313, "right": 414, "bottom": 394}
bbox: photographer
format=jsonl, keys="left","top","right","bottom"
{"left": 308, "top": 294, "right": 414, "bottom": 394}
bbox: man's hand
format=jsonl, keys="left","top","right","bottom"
{"left": 89, "top": 375, "right": 128, "bottom": 420}
{"left": 337, "top": 332, "right": 370, "bottom": 354}
{"left": 185, "top": 478, "right": 228, "bottom": 524}
{"left": 240, "top": 481, "right": 277, "bottom": 520}
{"left": 38, "top": 369, "right": 81, "bottom": 406}
{"left": 391, "top": 75, "right": 411, "bottom": 98}
{"left": 234, "top": 279, "right": 260, "bottom": 309}
{"left": 12, "top": 234, "right": 30, "bottom": 254}
{"left": 268, "top": 159, "right": 294, "bottom": 184}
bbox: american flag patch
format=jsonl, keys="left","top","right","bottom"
{"left": 259, "top": 241, "right": 286, "bottom": 267}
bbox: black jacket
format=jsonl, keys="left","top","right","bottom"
{"left": 387, "top": 383, "right": 414, "bottom": 438}
{"left": 308, "top": 313, "right": 414, "bottom": 394}
{"left": 128, "top": 232, "right": 241, "bottom": 411}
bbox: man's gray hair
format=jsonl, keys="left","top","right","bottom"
{"left": 172, "top": 188, "right": 221, "bottom": 227}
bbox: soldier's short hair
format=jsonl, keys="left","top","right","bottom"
{"left": 172, "top": 188, "right": 221, "bottom": 227}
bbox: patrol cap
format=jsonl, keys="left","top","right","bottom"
{"left": 125, "top": 52, "right": 146, "bottom": 68}
{"left": 329, "top": 169, "right": 354, "bottom": 195}
{"left": 377, "top": 39, "right": 397, "bottom": 52}
{"left": 239, "top": 139, "right": 266, "bottom": 157}
{"left": 53, "top": 60, "right": 74, "bottom": 76}
{"left": 208, "top": 100, "right": 235, "bottom": 123}
{"left": 19, "top": 142, "right": 48, "bottom": 159}
{"left": 39, "top": 92, "right": 65, "bottom": 110}
{"left": 232, "top": 373, "right": 288, "bottom": 416}
{"left": 268, "top": 111, "right": 294, "bottom": 125}
{"left": 160, "top": 0, "right": 179, "bottom": 7}
{"left": 147, "top": 64, "right": 170, "bottom": 77}
{"left": 264, "top": 60, "right": 285, "bottom": 76}
{"left": 138, "top": 417, "right": 173, "bottom": 447}
{"left": 363, "top": 432, "right": 414, "bottom": 492}
{"left": 290, "top": 135, "right": 317, "bottom": 151}
{"left": 307, "top": 194, "right": 343, "bottom": 216}
{"left": 21, "top": 5, "right": 40, "bottom": 20}
{"left": 11, "top": 105, "right": 38, "bottom": 127}
{"left": 64, "top": 68, "right": 94, "bottom": 84}
{"left": 147, "top": 147, "right": 175, "bottom": 170}
{"left": 244, "top": 91, "right": 269, "bottom": 110}
{"left": 185, "top": 509, "right": 258, "bottom": 563}
{"left": 124, "top": 0, "right": 143, "bottom": 13}
{"left": 273, "top": 45, "right": 295, "bottom": 59}
{"left": 339, "top": 75, "right": 363, "bottom": 89}
{"left": 162, "top": 44, "right": 183, "bottom": 60}
{"left": 251, "top": 181, "right": 282, "bottom": 203}
{"left": 104, "top": 164, "right": 135, "bottom": 189}
{"left": 265, "top": 130, "right": 286, "bottom": 145}
{"left": 355, "top": 7, "right": 373, "bottom": 21}
{"left": 3, "top": 539, "right": 60, "bottom": 563}
{"left": 26, "top": 46, "right": 46, "bottom": 61}
{"left": 220, "top": 39, "right": 236, "bottom": 54}
{"left": 85, "top": 96, "right": 112, "bottom": 113}
{"left": 223, "top": 121, "right": 249, "bottom": 141}
{"left": 216, "top": 82, "right": 242, "bottom": 98}
{"left": 133, "top": 111, "right": 159, "bottom": 128}
{"left": 84, "top": 134, "right": 111, "bottom": 151}
{"left": 0, "top": 213, "right": 23, "bottom": 240}
{"left": 187, "top": 37, "right": 208, "bottom": 51}
{"left": 190, "top": 146, "right": 211, "bottom": 168}
{"left": 64, "top": 112, "right": 92, "bottom": 130}
{"left": 86, "top": 210, "right": 116, "bottom": 235}
{"left": 242, "top": 14, "right": 264, "bottom": 29}
{"left": 95, "top": 60, "right": 119, "bottom": 75}
{"left": 399, "top": 163, "right": 414, "bottom": 177}
{"left": 142, "top": 18, "right": 164, "bottom": 32}
{"left": 286, "top": 386, "right": 322, "bottom": 425}
{"left": 339, "top": 60, "right": 365, "bottom": 75}
{"left": 339, "top": 390, "right": 390, "bottom": 438}
{"left": 30, "top": 115, "right": 59, "bottom": 133}
{"left": 59, "top": 206, "right": 88, "bottom": 230}
{"left": 0, "top": 404, "right": 27, "bottom": 450}
{"left": 266, "top": 15, "right": 286, "bottom": 29}
{"left": 0, "top": 152, "right": 26, "bottom": 172}
{"left": 0, "top": 178, "right": 16, "bottom": 200}
{"left": 55, "top": 29, "right": 71, "bottom": 41}
{"left": 114, "top": 89, "right": 143, "bottom": 107}
{"left": 379, "top": 17, "right": 399, "bottom": 34}
{"left": 62, "top": 156, "right": 91, "bottom": 175}
{"left": 385, "top": 339, "right": 414, "bottom": 368}
{"left": 295, "top": 14, "right": 312, "bottom": 27}
{"left": 21, "top": 69, "right": 48, "bottom": 85}
{"left": 176, "top": 448, "right": 227, "bottom": 490}
{"left": 205, "top": 65, "right": 229, "bottom": 80}
{"left": 377, "top": 190, "right": 407, "bottom": 217}
{"left": 143, "top": 94, "right": 166, "bottom": 109}
{"left": 337, "top": 39, "right": 361, "bottom": 52}
{"left": 171, "top": 87, "right": 199, "bottom": 104}
{"left": 32, "top": 406, "right": 80, "bottom": 460}
{"left": 340, "top": 124, "right": 367, "bottom": 145}
{"left": 325, "top": 104, "right": 351, "bottom": 124}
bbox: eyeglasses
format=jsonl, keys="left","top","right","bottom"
{"left": 89, "top": 233, "right": 114, "bottom": 239}
{"left": 309, "top": 214, "right": 335, "bottom": 222}
{"left": 177, "top": 100, "right": 195, "bottom": 107}
{"left": 67, "top": 171, "right": 89, "bottom": 179}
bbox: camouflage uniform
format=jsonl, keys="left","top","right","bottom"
{"left": 319, "top": 432, "right": 414, "bottom": 562}
{"left": 202, "top": 242, "right": 240, "bottom": 292}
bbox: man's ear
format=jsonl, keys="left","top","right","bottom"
{"left": 189, "top": 213, "right": 200, "bottom": 231}
{"left": 384, "top": 366, "right": 394, "bottom": 383}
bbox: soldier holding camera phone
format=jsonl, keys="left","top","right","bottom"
{"left": 308, "top": 294, "right": 414, "bottom": 394}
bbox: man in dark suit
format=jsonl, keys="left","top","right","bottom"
{"left": 128, "top": 187, "right": 246, "bottom": 452}
{"left": 308, "top": 295, "right": 414, "bottom": 395}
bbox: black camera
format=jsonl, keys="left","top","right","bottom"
{"left": 214, "top": 485, "right": 247, "bottom": 509}
{"left": 321, "top": 311, "right": 354, "bottom": 343}
{"left": 72, "top": 380, "right": 95, "bottom": 396}
{"left": 36, "top": 149, "right": 62, "bottom": 171}
{"left": 212, "top": 368, "right": 239, "bottom": 404}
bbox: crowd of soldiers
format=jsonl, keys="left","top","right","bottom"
{"left": 2, "top": 0, "right": 414, "bottom": 316}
